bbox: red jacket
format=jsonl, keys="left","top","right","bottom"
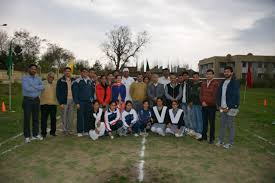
{"left": 200, "top": 79, "right": 219, "bottom": 106}
{"left": 96, "top": 83, "right": 111, "bottom": 106}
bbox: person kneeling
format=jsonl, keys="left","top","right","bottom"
{"left": 151, "top": 97, "right": 168, "bottom": 136}
{"left": 121, "top": 101, "right": 139, "bottom": 136}
{"left": 166, "top": 100, "right": 185, "bottom": 137}
{"left": 89, "top": 100, "right": 106, "bottom": 140}
{"left": 104, "top": 101, "right": 123, "bottom": 139}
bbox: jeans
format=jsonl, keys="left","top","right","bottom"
{"left": 202, "top": 106, "right": 216, "bottom": 141}
{"left": 181, "top": 103, "right": 192, "bottom": 129}
{"left": 41, "top": 104, "right": 57, "bottom": 137}
{"left": 218, "top": 112, "right": 235, "bottom": 145}
{"left": 133, "top": 100, "right": 143, "bottom": 113}
{"left": 191, "top": 105, "right": 203, "bottom": 134}
{"left": 22, "top": 97, "right": 40, "bottom": 138}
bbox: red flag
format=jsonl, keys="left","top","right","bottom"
{"left": 246, "top": 63, "right": 253, "bottom": 88}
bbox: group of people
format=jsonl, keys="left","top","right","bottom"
{"left": 22, "top": 64, "right": 240, "bottom": 149}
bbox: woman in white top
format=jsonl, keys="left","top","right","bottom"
{"left": 89, "top": 100, "right": 106, "bottom": 140}
{"left": 151, "top": 97, "right": 168, "bottom": 136}
{"left": 166, "top": 100, "right": 185, "bottom": 137}
{"left": 121, "top": 101, "right": 139, "bottom": 136}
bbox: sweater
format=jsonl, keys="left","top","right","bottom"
{"left": 104, "top": 108, "right": 121, "bottom": 132}
{"left": 188, "top": 81, "right": 202, "bottom": 105}
{"left": 72, "top": 77, "right": 95, "bottom": 104}
{"left": 151, "top": 106, "right": 169, "bottom": 124}
{"left": 96, "top": 83, "right": 111, "bottom": 106}
{"left": 40, "top": 80, "right": 58, "bottom": 105}
{"left": 138, "top": 109, "right": 152, "bottom": 124}
{"left": 130, "top": 81, "right": 147, "bottom": 102}
{"left": 200, "top": 79, "right": 219, "bottom": 106}
{"left": 168, "top": 108, "right": 184, "bottom": 129}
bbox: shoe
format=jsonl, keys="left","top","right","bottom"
{"left": 215, "top": 141, "right": 223, "bottom": 147}
{"left": 223, "top": 143, "right": 233, "bottom": 149}
{"left": 158, "top": 131, "right": 166, "bottom": 136}
{"left": 110, "top": 135, "right": 114, "bottom": 139}
{"left": 134, "top": 133, "right": 139, "bottom": 137}
{"left": 25, "top": 137, "right": 31, "bottom": 143}
{"left": 32, "top": 135, "right": 43, "bottom": 141}
{"left": 175, "top": 133, "right": 183, "bottom": 138}
{"left": 195, "top": 133, "right": 202, "bottom": 140}
{"left": 77, "top": 133, "right": 83, "bottom": 137}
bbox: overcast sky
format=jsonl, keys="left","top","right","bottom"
{"left": 1, "top": 0, "right": 275, "bottom": 69}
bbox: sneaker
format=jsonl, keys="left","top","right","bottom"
{"left": 110, "top": 135, "right": 114, "bottom": 139}
{"left": 77, "top": 133, "right": 83, "bottom": 137}
{"left": 158, "top": 130, "right": 166, "bottom": 136}
{"left": 195, "top": 133, "right": 202, "bottom": 140}
{"left": 32, "top": 135, "right": 43, "bottom": 141}
{"left": 175, "top": 133, "right": 183, "bottom": 138}
{"left": 223, "top": 143, "right": 233, "bottom": 149}
{"left": 134, "top": 133, "right": 139, "bottom": 137}
{"left": 25, "top": 137, "right": 31, "bottom": 143}
{"left": 215, "top": 141, "right": 223, "bottom": 147}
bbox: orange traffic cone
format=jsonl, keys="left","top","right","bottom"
{"left": 2, "top": 101, "right": 7, "bottom": 112}
{"left": 264, "top": 99, "right": 267, "bottom": 107}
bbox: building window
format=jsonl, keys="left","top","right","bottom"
{"left": 258, "top": 73, "right": 263, "bottom": 79}
{"left": 220, "top": 62, "right": 226, "bottom": 68}
{"left": 264, "top": 63, "right": 269, "bottom": 68}
{"left": 242, "top": 62, "right": 246, "bottom": 67}
{"left": 258, "top": 63, "right": 262, "bottom": 68}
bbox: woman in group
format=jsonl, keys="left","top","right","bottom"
{"left": 104, "top": 100, "right": 123, "bottom": 139}
{"left": 121, "top": 101, "right": 139, "bottom": 136}
{"left": 96, "top": 75, "right": 111, "bottom": 109}
{"left": 111, "top": 75, "right": 126, "bottom": 112}
{"left": 138, "top": 100, "right": 152, "bottom": 135}
{"left": 88, "top": 100, "right": 106, "bottom": 140}
{"left": 151, "top": 97, "right": 169, "bottom": 136}
{"left": 166, "top": 100, "right": 185, "bottom": 137}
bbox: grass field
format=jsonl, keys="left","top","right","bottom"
{"left": 0, "top": 84, "right": 275, "bottom": 183}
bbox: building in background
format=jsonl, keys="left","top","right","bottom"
{"left": 199, "top": 54, "right": 275, "bottom": 79}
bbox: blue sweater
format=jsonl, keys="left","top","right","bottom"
{"left": 216, "top": 79, "right": 240, "bottom": 109}
{"left": 138, "top": 109, "right": 152, "bottom": 124}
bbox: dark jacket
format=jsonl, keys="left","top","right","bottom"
{"left": 72, "top": 77, "right": 95, "bottom": 104}
{"left": 217, "top": 79, "right": 240, "bottom": 109}
{"left": 147, "top": 83, "right": 165, "bottom": 106}
{"left": 181, "top": 80, "right": 192, "bottom": 104}
{"left": 56, "top": 76, "right": 75, "bottom": 105}
{"left": 188, "top": 81, "right": 202, "bottom": 105}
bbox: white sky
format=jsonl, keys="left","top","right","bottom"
{"left": 1, "top": 0, "right": 275, "bottom": 70}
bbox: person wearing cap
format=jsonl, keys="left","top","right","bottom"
{"left": 158, "top": 68, "right": 170, "bottom": 86}
{"left": 122, "top": 67, "right": 135, "bottom": 101}
{"left": 40, "top": 72, "right": 58, "bottom": 138}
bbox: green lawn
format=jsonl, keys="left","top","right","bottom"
{"left": 0, "top": 84, "right": 275, "bottom": 183}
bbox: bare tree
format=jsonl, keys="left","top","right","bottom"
{"left": 101, "top": 26, "right": 149, "bottom": 70}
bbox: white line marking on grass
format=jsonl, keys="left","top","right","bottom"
{"left": 138, "top": 135, "right": 146, "bottom": 182}
{"left": 0, "top": 116, "right": 61, "bottom": 147}
{"left": 0, "top": 116, "right": 61, "bottom": 156}
{"left": 244, "top": 129, "right": 275, "bottom": 146}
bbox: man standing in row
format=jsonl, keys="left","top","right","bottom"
{"left": 56, "top": 67, "right": 75, "bottom": 135}
{"left": 22, "top": 64, "right": 44, "bottom": 143}
{"left": 72, "top": 68, "right": 95, "bottom": 137}
{"left": 147, "top": 74, "right": 165, "bottom": 107}
{"left": 199, "top": 69, "right": 219, "bottom": 143}
{"left": 158, "top": 68, "right": 170, "bottom": 86}
{"left": 216, "top": 66, "right": 240, "bottom": 149}
{"left": 181, "top": 71, "right": 192, "bottom": 130}
{"left": 40, "top": 72, "right": 58, "bottom": 138}
{"left": 165, "top": 73, "right": 182, "bottom": 108}
{"left": 122, "top": 68, "right": 135, "bottom": 101}
{"left": 130, "top": 73, "right": 147, "bottom": 112}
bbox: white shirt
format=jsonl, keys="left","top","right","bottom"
{"left": 158, "top": 76, "right": 170, "bottom": 86}
{"left": 122, "top": 76, "right": 135, "bottom": 101}
{"left": 221, "top": 80, "right": 230, "bottom": 108}
{"left": 182, "top": 82, "right": 187, "bottom": 103}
